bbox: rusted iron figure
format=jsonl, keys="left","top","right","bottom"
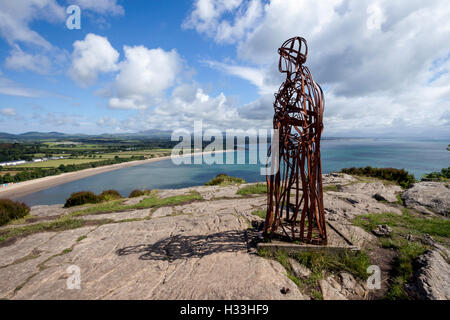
{"left": 264, "top": 37, "right": 327, "bottom": 244}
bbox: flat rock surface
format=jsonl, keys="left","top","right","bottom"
{"left": 327, "top": 222, "right": 377, "bottom": 248}
{"left": 319, "top": 276, "right": 347, "bottom": 300}
{"left": 157, "top": 184, "right": 243, "bottom": 200}
{"left": 2, "top": 176, "right": 447, "bottom": 300}
{"left": 341, "top": 182, "right": 402, "bottom": 203}
{"left": 29, "top": 204, "right": 67, "bottom": 217}
{"left": 402, "top": 182, "right": 450, "bottom": 216}
{"left": 322, "top": 173, "right": 357, "bottom": 185}
{"left": 79, "top": 209, "right": 152, "bottom": 222}
{"left": 0, "top": 227, "right": 96, "bottom": 298}
{"left": 323, "top": 189, "right": 401, "bottom": 222}
{"left": 1, "top": 196, "right": 306, "bottom": 300}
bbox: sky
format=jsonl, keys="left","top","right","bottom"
{"left": 0, "top": 0, "right": 449, "bottom": 138}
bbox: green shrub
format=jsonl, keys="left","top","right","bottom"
{"left": 421, "top": 167, "right": 449, "bottom": 182}
{"left": 129, "top": 189, "right": 144, "bottom": 198}
{"left": 0, "top": 199, "right": 30, "bottom": 226}
{"left": 205, "top": 173, "right": 246, "bottom": 186}
{"left": 64, "top": 191, "right": 99, "bottom": 208}
{"left": 341, "top": 166, "right": 416, "bottom": 188}
{"left": 0, "top": 210, "right": 8, "bottom": 226}
{"left": 98, "top": 189, "right": 122, "bottom": 201}
{"left": 128, "top": 189, "right": 151, "bottom": 198}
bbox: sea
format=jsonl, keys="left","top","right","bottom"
{"left": 14, "top": 138, "right": 449, "bottom": 206}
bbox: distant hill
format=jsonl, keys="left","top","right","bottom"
{"left": 138, "top": 129, "right": 173, "bottom": 138}
{"left": 19, "top": 132, "right": 75, "bottom": 139}
{"left": 0, "top": 132, "right": 89, "bottom": 142}
{"left": 0, "top": 130, "right": 174, "bottom": 142}
{"left": 0, "top": 132, "right": 18, "bottom": 140}
{"left": 0, "top": 130, "right": 385, "bottom": 143}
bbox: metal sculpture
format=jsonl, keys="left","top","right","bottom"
{"left": 264, "top": 36, "right": 327, "bottom": 244}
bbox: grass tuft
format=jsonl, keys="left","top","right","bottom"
{"left": 258, "top": 248, "right": 371, "bottom": 300}
{"left": 352, "top": 210, "right": 450, "bottom": 239}
{"left": 0, "top": 216, "right": 112, "bottom": 245}
{"left": 71, "top": 191, "right": 203, "bottom": 217}
{"left": 351, "top": 210, "right": 446, "bottom": 299}
{"left": 323, "top": 185, "right": 339, "bottom": 192}
{"left": 76, "top": 235, "right": 87, "bottom": 242}
{"left": 237, "top": 183, "right": 267, "bottom": 195}
{"left": 251, "top": 210, "right": 267, "bottom": 219}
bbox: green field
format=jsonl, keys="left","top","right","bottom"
{"left": 0, "top": 136, "right": 178, "bottom": 185}
{"left": 6, "top": 149, "right": 172, "bottom": 169}
{"left": 9, "top": 158, "right": 106, "bottom": 168}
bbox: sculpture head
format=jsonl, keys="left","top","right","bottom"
{"left": 278, "top": 37, "right": 308, "bottom": 74}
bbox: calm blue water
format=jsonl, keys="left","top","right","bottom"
{"left": 14, "top": 139, "right": 449, "bottom": 206}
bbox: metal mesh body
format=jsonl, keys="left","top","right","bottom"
{"left": 264, "top": 37, "right": 327, "bottom": 244}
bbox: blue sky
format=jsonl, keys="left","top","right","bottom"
{"left": 0, "top": 0, "right": 449, "bottom": 138}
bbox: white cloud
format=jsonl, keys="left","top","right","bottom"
{"left": 203, "top": 60, "right": 278, "bottom": 94}
{"left": 113, "top": 83, "right": 269, "bottom": 132}
{"left": 183, "top": 0, "right": 263, "bottom": 43}
{"left": 30, "top": 111, "right": 82, "bottom": 127}
{"left": 71, "top": 0, "right": 124, "bottom": 15}
{"left": 96, "top": 115, "right": 118, "bottom": 127}
{"left": 237, "top": 94, "right": 273, "bottom": 120}
{"left": 184, "top": 0, "right": 244, "bottom": 30}
{"left": 215, "top": 0, "right": 263, "bottom": 43}
{"left": 5, "top": 45, "right": 52, "bottom": 74}
{"left": 366, "top": 2, "right": 386, "bottom": 31}
{"left": 0, "top": 1, "right": 126, "bottom": 77}
{"left": 0, "top": 0, "right": 65, "bottom": 49}
{"left": 69, "top": 33, "right": 120, "bottom": 87}
{"left": 185, "top": 0, "right": 450, "bottom": 137}
{"left": 107, "top": 46, "right": 182, "bottom": 110}
{"left": 0, "top": 74, "right": 48, "bottom": 98}
{"left": 0, "top": 108, "right": 16, "bottom": 116}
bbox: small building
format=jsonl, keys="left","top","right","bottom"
{"left": 1, "top": 160, "right": 26, "bottom": 166}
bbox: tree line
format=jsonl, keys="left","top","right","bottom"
{"left": 0, "top": 155, "right": 144, "bottom": 184}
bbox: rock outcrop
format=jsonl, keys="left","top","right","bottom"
{"left": 1, "top": 175, "right": 448, "bottom": 300}
{"left": 341, "top": 182, "right": 402, "bottom": 203}
{"left": 402, "top": 182, "right": 450, "bottom": 216}
{"left": 0, "top": 196, "right": 307, "bottom": 300}
{"left": 288, "top": 258, "right": 311, "bottom": 278}
{"left": 406, "top": 249, "right": 450, "bottom": 300}
{"left": 372, "top": 224, "right": 393, "bottom": 237}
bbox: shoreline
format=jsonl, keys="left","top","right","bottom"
{"left": 0, "top": 150, "right": 231, "bottom": 200}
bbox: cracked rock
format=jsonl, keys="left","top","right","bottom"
{"left": 401, "top": 182, "right": 450, "bottom": 216}
{"left": 288, "top": 258, "right": 311, "bottom": 278}
{"left": 406, "top": 250, "right": 450, "bottom": 300}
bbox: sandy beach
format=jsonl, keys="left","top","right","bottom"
{"left": 0, "top": 150, "right": 231, "bottom": 200}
